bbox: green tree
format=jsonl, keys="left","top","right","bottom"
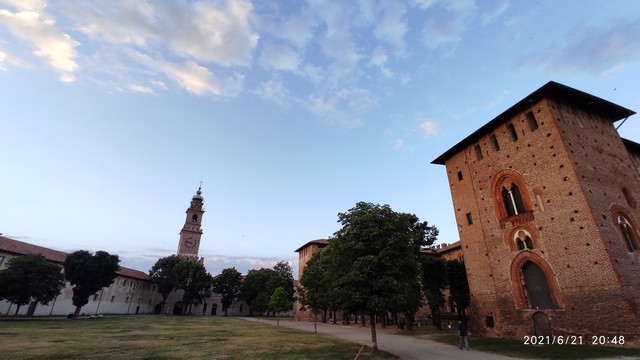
{"left": 271, "top": 261, "right": 294, "bottom": 302}
{"left": 63, "top": 250, "right": 120, "bottom": 317}
{"left": 328, "top": 202, "right": 437, "bottom": 353}
{"left": 173, "top": 258, "right": 212, "bottom": 315}
{"left": 240, "top": 268, "right": 275, "bottom": 316}
{"left": 268, "top": 287, "right": 292, "bottom": 325}
{"left": 420, "top": 255, "right": 447, "bottom": 329}
{"left": 298, "top": 248, "right": 333, "bottom": 324}
{"left": 149, "top": 255, "right": 182, "bottom": 313}
{"left": 0, "top": 254, "right": 66, "bottom": 316}
{"left": 446, "top": 259, "right": 470, "bottom": 323}
{"left": 211, "top": 267, "right": 242, "bottom": 316}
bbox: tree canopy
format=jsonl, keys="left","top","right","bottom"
{"left": 298, "top": 248, "right": 334, "bottom": 323}
{"left": 325, "top": 201, "right": 438, "bottom": 352}
{"left": 268, "top": 287, "right": 292, "bottom": 325}
{"left": 445, "top": 259, "right": 470, "bottom": 323}
{"left": 240, "top": 261, "right": 294, "bottom": 317}
{"left": 172, "top": 258, "right": 212, "bottom": 315}
{"left": 211, "top": 267, "right": 242, "bottom": 316}
{"left": 0, "top": 254, "right": 66, "bottom": 315}
{"left": 149, "top": 255, "right": 182, "bottom": 310}
{"left": 420, "top": 255, "right": 447, "bottom": 329}
{"left": 63, "top": 250, "right": 120, "bottom": 317}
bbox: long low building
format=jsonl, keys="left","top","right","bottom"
{"left": 0, "top": 235, "right": 158, "bottom": 316}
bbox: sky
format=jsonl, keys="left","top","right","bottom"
{"left": 2, "top": 0, "right": 640, "bottom": 278}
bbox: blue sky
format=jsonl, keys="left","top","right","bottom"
{"left": 2, "top": 0, "right": 640, "bottom": 277}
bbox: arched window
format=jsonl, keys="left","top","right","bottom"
{"left": 502, "top": 182, "right": 526, "bottom": 217}
{"left": 521, "top": 261, "right": 554, "bottom": 309}
{"left": 617, "top": 215, "right": 638, "bottom": 252}
{"left": 191, "top": 214, "right": 198, "bottom": 222}
{"left": 515, "top": 230, "right": 534, "bottom": 250}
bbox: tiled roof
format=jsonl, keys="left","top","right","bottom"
{"left": 0, "top": 235, "right": 150, "bottom": 281}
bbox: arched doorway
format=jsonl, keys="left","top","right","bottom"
{"left": 173, "top": 301, "right": 184, "bottom": 315}
{"left": 211, "top": 303, "right": 217, "bottom": 316}
{"left": 532, "top": 312, "right": 552, "bottom": 336}
{"left": 154, "top": 303, "right": 162, "bottom": 314}
{"left": 522, "top": 261, "right": 554, "bottom": 309}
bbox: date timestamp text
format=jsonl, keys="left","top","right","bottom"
{"left": 524, "top": 335, "right": 625, "bottom": 345}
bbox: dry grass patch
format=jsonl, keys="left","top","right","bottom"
{"left": 0, "top": 316, "right": 396, "bottom": 360}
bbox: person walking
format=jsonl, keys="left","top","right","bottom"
{"left": 458, "top": 321, "right": 469, "bottom": 350}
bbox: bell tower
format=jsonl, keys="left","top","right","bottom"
{"left": 177, "top": 186, "right": 205, "bottom": 258}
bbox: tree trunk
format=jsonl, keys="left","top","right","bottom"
{"left": 74, "top": 306, "right": 82, "bottom": 318}
{"left": 381, "top": 313, "right": 387, "bottom": 328}
{"left": 332, "top": 310, "right": 337, "bottom": 324}
{"left": 361, "top": 313, "right": 366, "bottom": 327}
{"left": 369, "top": 313, "right": 378, "bottom": 353}
{"left": 431, "top": 305, "right": 442, "bottom": 330}
{"left": 14, "top": 305, "right": 21, "bottom": 316}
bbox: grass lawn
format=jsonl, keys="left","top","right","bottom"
{"left": 406, "top": 325, "right": 640, "bottom": 360}
{"left": 0, "top": 315, "right": 396, "bottom": 360}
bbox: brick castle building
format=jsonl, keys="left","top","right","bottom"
{"left": 433, "top": 81, "right": 640, "bottom": 339}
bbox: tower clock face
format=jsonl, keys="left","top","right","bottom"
{"left": 185, "top": 237, "right": 197, "bottom": 248}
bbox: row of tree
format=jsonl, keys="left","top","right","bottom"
{"left": 0, "top": 249, "right": 295, "bottom": 319}
{"left": 150, "top": 256, "right": 295, "bottom": 317}
{"left": 0, "top": 250, "right": 120, "bottom": 317}
{"left": 297, "top": 202, "right": 470, "bottom": 353}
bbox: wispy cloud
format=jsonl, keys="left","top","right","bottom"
{"left": 391, "top": 138, "right": 405, "bottom": 149}
{"left": 135, "top": 52, "right": 244, "bottom": 96}
{"left": 518, "top": 19, "right": 640, "bottom": 76}
{"left": 259, "top": 41, "right": 301, "bottom": 71}
{"left": 0, "top": 6, "right": 78, "bottom": 81}
{"left": 415, "top": 0, "right": 478, "bottom": 50}
{"left": 419, "top": 118, "right": 439, "bottom": 135}
{"left": 480, "top": 0, "right": 509, "bottom": 26}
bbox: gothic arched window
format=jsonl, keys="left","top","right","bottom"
{"left": 617, "top": 215, "right": 638, "bottom": 252}
{"left": 515, "top": 230, "right": 534, "bottom": 250}
{"left": 502, "top": 182, "right": 526, "bottom": 217}
{"left": 521, "top": 261, "right": 554, "bottom": 309}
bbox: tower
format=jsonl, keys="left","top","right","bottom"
{"left": 433, "top": 81, "right": 639, "bottom": 339}
{"left": 177, "top": 186, "right": 205, "bottom": 258}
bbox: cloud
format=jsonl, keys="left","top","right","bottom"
{"left": 259, "top": 41, "right": 300, "bottom": 71}
{"left": 68, "top": 0, "right": 259, "bottom": 67}
{"left": 365, "top": 0, "right": 408, "bottom": 49}
{"left": 391, "top": 139, "right": 405, "bottom": 149}
{"left": 480, "top": 0, "right": 509, "bottom": 26}
{"left": 126, "top": 83, "right": 155, "bottom": 94}
{"left": 255, "top": 78, "right": 291, "bottom": 106}
{"left": 369, "top": 47, "right": 395, "bottom": 79}
{"left": 518, "top": 19, "right": 640, "bottom": 76}
{"left": 312, "top": 2, "right": 360, "bottom": 80}
{"left": 202, "top": 254, "right": 298, "bottom": 277}
{"left": 419, "top": 118, "right": 439, "bottom": 135}
{"left": 0, "top": 7, "right": 78, "bottom": 81}
{"left": 416, "top": 0, "right": 478, "bottom": 49}
{"left": 135, "top": 53, "right": 244, "bottom": 96}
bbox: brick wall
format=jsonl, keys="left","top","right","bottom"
{"left": 442, "top": 94, "right": 640, "bottom": 339}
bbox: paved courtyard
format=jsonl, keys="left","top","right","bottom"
{"left": 245, "top": 318, "right": 521, "bottom": 360}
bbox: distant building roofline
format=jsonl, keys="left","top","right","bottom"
{"left": 294, "top": 239, "right": 330, "bottom": 253}
{"left": 0, "top": 235, "right": 150, "bottom": 281}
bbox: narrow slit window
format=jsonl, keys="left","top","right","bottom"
{"left": 491, "top": 134, "right": 500, "bottom": 151}
{"left": 466, "top": 212, "right": 473, "bottom": 225}
{"left": 507, "top": 124, "right": 518, "bottom": 141}
{"left": 475, "top": 144, "right": 483, "bottom": 160}
{"left": 457, "top": 171, "right": 463, "bottom": 181}
{"left": 526, "top": 111, "right": 539, "bottom": 131}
